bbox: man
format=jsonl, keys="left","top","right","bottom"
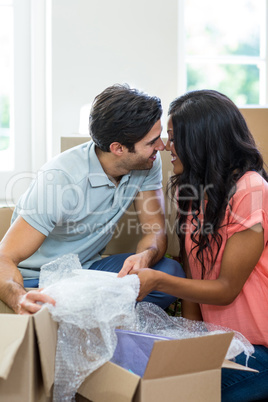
{"left": 0, "top": 84, "right": 185, "bottom": 314}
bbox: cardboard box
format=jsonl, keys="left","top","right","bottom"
{"left": 0, "top": 307, "right": 255, "bottom": 402}
{"left": 0, "top": 308, "right": 57, "bottom": 402}
{"left": 0, "top": 206, "right": 14, "bottom": 241}
{"left": 0, "top": 299, "right": 14, "bottom": 314}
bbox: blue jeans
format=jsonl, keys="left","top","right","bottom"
{"left": 90, "top": 253, "right": 185, "bottom": 309}
{"left": 222, "top": 345, "right": 268, "bottom": 402}
{"left": 24, "top": 253, "right": 185, "bottom": 310}
{"left": 24, "top": 278, "right": 39, "bottom": 288}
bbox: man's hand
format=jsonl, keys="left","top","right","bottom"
{"left": 0, "top": 216, "right": 47, "bottom": 313}
{"left": 117, "top": 250, "right": 156, "bottom": 277}
{"left": 17, "top": 289, "right": 56, "bottom": 315}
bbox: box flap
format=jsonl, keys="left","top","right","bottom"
{"left": 222, "top": 359, "right": 258, "bottom": 372}
{"left": 143, "top": 332, "right": 234, "bottom": 379}
{"left": 33, "top": 307, "right": 58, "bottom": 396}
{"left": 0, "top": 314, "right": 30, "bottom": 380}
{"left": 78, "top": 361, "right": 140, "bottom": 402}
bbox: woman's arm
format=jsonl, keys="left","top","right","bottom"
{"left": 133, "top": 223, "right": 264, "bottom": 306}
{"left": 180, "top": 247, "right": 202, "bottom": 320}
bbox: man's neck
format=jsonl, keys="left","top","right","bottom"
{"left": 95, "top": 146, "right": 124, "bottom": 184}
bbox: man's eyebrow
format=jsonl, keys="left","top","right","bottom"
{"left": 146, "top": 134, "right": 161, "bottom": 145}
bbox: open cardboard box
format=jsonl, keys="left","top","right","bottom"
{"left": 0, "top": 308, "right": 256, "bottom": 402}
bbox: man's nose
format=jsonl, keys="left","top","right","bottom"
{"left": 155, "top": 137, "right": 165, "bottom": 151}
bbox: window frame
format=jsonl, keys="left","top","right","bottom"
{"left": 178, "top": 0, "right": 268, "bottom": 105}
{"left": 0, "top": 0, "right": 48, "bottom": 203}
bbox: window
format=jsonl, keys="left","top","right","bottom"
{"left": 0, "top": 0, "right": 13, "bottom": 171}
{"left": 180, "top": 0, "right": 267, "bottom": 105}
{"left": 0, "top": 0, "right": 33, "bottom": 202}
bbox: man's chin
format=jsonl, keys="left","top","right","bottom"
{"left": 133, "top": 160, "right": 153, "bottom": 170}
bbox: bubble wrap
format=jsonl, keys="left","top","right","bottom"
{"left": 131, "top": 302, "right": 254, "bottom": 361}
{"left": 40, "top": 255, "right": 140, "bottom": 402}
{"left": 39, "top": 253, "right": 82, "bottom": 288}
{"left": 39, "top": 254, "right": 254, "bottom": 402}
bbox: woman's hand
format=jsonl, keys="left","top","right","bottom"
{"left": 129, "top": 268, "right": 159, "bottom": 301}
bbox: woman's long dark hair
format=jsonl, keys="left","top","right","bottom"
{"left": 168, "top": 90, "right": 268, "bottom": 278}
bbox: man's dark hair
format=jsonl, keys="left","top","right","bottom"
{"left": 89, "top": 84, "right": 162, "bottom": 152}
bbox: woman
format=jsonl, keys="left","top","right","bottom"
{"left": 130, "top": 90, "right": 268, "bottom": 401}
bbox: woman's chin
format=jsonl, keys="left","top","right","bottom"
{"left": 171, "top": 158, "right": 184, "bottom": 175}
{"left": 172, "top": 165, "right": 183, "bottom": 175}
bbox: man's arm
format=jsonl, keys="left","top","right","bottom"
{"left": 0, "top": 216, "right": 55, "bottom": 314}
{"left": 118, "top": 189, "right": 167, "bottom": 276}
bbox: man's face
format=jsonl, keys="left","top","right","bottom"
{"left": 123, "top": 119, "right": 165, "bottom": 171}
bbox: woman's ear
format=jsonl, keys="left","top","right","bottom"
{"left": 109, "top": 142, "right": 125, "bottom": 156}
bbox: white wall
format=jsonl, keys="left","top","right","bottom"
{"left": 0, "top": 0, "right": 178, "bottom": 203}
{"left": 49, "top": 0, "right": 178, "bottom": 155}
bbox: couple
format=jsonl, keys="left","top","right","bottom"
{"left": 0, "top": 84, "right": 267, "bottom": 401}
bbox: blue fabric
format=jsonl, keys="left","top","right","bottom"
{"left": 221, "top": 345, "right": 268, "bottom": 402}
{"left": 23, "top": 278, "right": 39, "bottom": 288}
{"left": 111, "top": 329, "right": 172, "bottom": 376}
{"left": 90, "top": 253, "right": 185, "bottom": 309}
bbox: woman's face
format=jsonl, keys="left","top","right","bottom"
{"left": 166, "top": 116, "right": 184, "bottom": 175}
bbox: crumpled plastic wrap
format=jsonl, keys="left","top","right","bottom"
{"left": 130, "top": 302, "right": 254, "bottom": 361}
{"left": 40, "top": 254, "right": 140, "bottom": 402}
{"left": 39, "top": 253, "right": 81, "bottom": 289}
{"left": 39, "top": 253, "right": 254, "bottom": 402}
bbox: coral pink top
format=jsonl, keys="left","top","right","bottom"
{"left": 185, "top": 171, "right": 268, "bottom": 346}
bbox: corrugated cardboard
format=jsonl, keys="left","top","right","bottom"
{"left": 77, "top": 332, "right": 233, "bottom": 402}
{"left": 0, "top": 300, "right": 14, "bottom": 314}
{"left": 240, "top": 107, "right": 268, "bottom": 166}
{"left": 0, "top": 206, "right": 14, "bottom": 241}
{"left": 0, "top": 308, "right": 256, "bottom": 402}
{"left": 0, "top": 206, "right": 17, "bottom": 315}
{"left": 0, "top": 313, "right": 51, "bottom": 402}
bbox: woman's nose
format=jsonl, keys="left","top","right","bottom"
{"left": 165, "top": 139, "right": 170, "bottom": 152}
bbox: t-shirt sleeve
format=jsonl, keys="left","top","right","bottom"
{"left": 13, "top": 169, "right": 80, "bottom": 236}
{"left": 139, "top": 152, "right": 163, "bottom": 192}
{"left": 226, "top": 173, "right": 268, "bottom": 245}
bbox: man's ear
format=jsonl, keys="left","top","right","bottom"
{"left": 110, "top": 142, "right": 125, "bottom": 156}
